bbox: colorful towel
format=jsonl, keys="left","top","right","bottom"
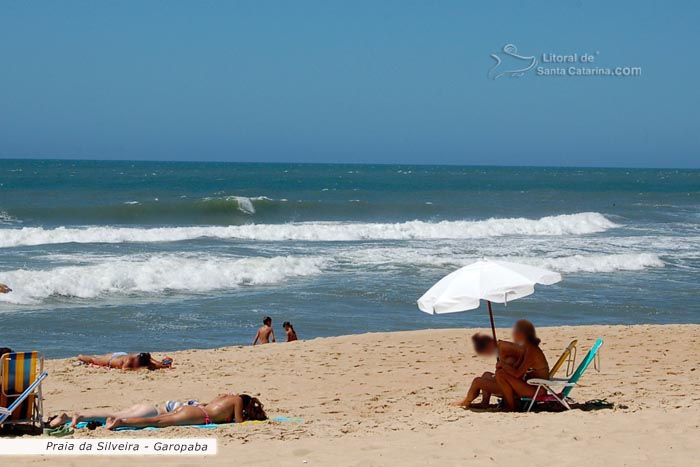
{"left": 70, "top": 416, "right": 302, "bottom": 431}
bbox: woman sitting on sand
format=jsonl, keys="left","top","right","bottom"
{"left": 453, "top": 332, "right": 526, "bottom": 408}
{"left": 283, "top": 321, "right": 298, "bottom": 342}
{"left": 49, "top": 394, "right": 267, "bottom": 429}
{"left": 77, "top": 352, "right": 171, "bottom": 370}
{"left": 493, "top": 319, "right": 549, "bottom": 411}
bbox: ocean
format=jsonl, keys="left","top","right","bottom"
{"left": 0, "top": 160, "right": 698, "bottom": 357}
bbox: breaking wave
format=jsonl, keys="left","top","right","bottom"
{"left": 532, "top": 253, "right": 664, "bottom": 273}
{"left": 0, "top": 212, "right": 617, "bottom": 247}
{"left": 337, "top": 247, "right": 664, "bottom": 273}
{"left": 0, "top": 255, "right": 327, "bottom": 305}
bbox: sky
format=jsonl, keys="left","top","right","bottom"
{"left": 0, "top": 1, "right": 698, "bottom": 168}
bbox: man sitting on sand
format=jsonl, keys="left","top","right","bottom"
{"left": 77, "top": 352, "right": 171, "bottom": 370}
{"left": 49, "top": 394, "right": 266, "bottom": 428}
{"left": 252, "top": 316, "right": 276, "bottom": 345}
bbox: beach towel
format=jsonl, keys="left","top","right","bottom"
{"left": 68, "top": 416, "right": 303, "bottom": 431}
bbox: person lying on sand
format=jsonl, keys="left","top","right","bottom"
{"left": 253, "top": 316, "right": 276, "bottom": 345}
{"left": 98, "top": 394, "right": 266, "bottom": 430}
{"left": 283, "top": 321, "right": 298, "bottom": 342}
{"left": 77, "top": 352, "right": 171, "bottom": 370}
{"left": 452, "top": 332, "right": 525, "bottom": 408}
{"left": 49, "top": 399, "right": 201, "bottom": 428}
{"left": 494, "top": 319, "right": 550, "bottom": 411}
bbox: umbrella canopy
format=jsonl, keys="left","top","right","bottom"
{"left": 417, "top": 260, "right": 561, "bottom": 342}
{"left": 417, "top": 259, "right": 561, "bottom": 315}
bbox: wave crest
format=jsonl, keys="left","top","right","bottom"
{"left": 0, "top": 212, "right": 617, "bottom": 247}
{"left": 0, "top": 255, "right": 326, "bottom": 305}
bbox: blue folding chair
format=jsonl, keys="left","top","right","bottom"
{"left": 523, "top": 339, "right": 603, "bottom": 412}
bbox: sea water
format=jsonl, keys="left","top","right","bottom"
{"left": 0, "top": 160, "right": 697, "bottom": 357}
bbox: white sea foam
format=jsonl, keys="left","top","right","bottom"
{"left": 336, "top": 247, "right": 665, "bottom": 273}
{"left": 0, "top": 211, "right": 19, "bottom": 225}
{"left": 0, "top": 255, "right": 327, "bottom": 305}
{"left": 0, "top": 212, "right": 618, "bottom": 247}
{"left": 532, "top": 253, "right": 665, "bottom": 273}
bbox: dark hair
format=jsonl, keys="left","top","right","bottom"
{"left": 263, "top": 316, "right": 272, "bottom": 325}
{"left": 514, "top": 319, "right": 541, "bottom": 346}
{"left": 471, "top": 334, "right": 495, "bottom": 353}
{"left": 240, "top": 394, "right": 267, "bottom": 421}
{"left": 0, "top": 347, "right": 13, "bottom": 357}
{"left": 137, "top": 352, "right": 152, "bottom": 367}
{"left": 283, "top": 321, "right": 294, "bottom": 330}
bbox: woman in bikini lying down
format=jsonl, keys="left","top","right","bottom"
{"left": 77, "top": 352, "right": 171, "bottom": 370}
{"left": 49, "top": 394, "right": 267, "bottom": 429}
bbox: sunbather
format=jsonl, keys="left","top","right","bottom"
{"left": 453, "top": 333, "right": 525, "bottom": 408}
{"left": 77, "top": 352, "right": 170, "bottom": 370}
{"left": 100, "top": 394, "right": 267, "bottom": 430}
{"left": 494, "top": 319, "right": 550, "bottom": 411}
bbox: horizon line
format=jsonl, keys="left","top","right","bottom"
{"left": 0, "top": 156, "right": 698, "bottom": 171}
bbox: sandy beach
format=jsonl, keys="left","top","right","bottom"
{"left": 6, "top": 324, "right": 700, "bottom": 466}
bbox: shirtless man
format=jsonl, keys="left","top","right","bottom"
{"left": 252, "top": 316, "right": 276, "bottom": 345}
{"left": 0, "top": 283, "right": 11, "bottom": 294}
{"left": 77, "top": 352, "right": 170, "bottom": 370}
{"left": 453, "top": 333, "right": 525, "bottom": 408}
{"left": 104, "top": 393, "right": 267, "bottom": 430}
{"left": 494, "top": 320, "right": 550, "bottom": 411}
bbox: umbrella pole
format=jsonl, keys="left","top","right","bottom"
{"left": 487, "top": 300, "right": 497, "bottom": 342}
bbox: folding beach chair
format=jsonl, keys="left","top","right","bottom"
{"left": 548, "top": 339, "right": 578, "bottom": 378}
{"left": 0, "top": 351, "right": 48, "bottom": 428}
{"left": 523, "top": 338, "right": 602, "bottom": 412}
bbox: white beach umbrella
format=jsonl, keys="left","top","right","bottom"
{"left": 417, "top": 259, "right": 561, "bottom": 341}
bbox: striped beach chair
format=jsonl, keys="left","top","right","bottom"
{"left": 548, "top": 339, "right": 578, "bottom": 378}
{"left": 0, "top": 351, "right": 48, "bottom": 428}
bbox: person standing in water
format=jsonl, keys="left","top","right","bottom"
{"left": 252, "top": 316, "right": 276, "bottom": 345}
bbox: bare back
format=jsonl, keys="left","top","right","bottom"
{"left": 520, "top": 344, "right": 549, "bottom": 380}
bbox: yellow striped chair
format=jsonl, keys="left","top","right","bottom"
{"left": 0, "top": 351, "right": 47, "bottom": 428}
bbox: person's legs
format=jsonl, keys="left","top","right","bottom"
{"left": 49, "top": 413, "right": 72, "bottom": 428}
{"left": 77, "top": 353, "right": 111, "bottom": 366}
{"left": 495, "top": 371, "right": 516, "bottom": 410}
{"left": 495, "top": 371, "right": 538, "bottom": 411}
{"left": 105, "top": 406, "right": 206, "bottom": 430}
{"left": 477, "top": 372, "right": 497, "bottom": 407}
{"left": 454, "top": 374, "right": 501, "bottom": 407}
{"left": 69, "top": 403, "right": 159, "bottom": 427}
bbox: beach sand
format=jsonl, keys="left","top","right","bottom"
{"left": 7, "top": 324, "right": 700, "bottom": 466}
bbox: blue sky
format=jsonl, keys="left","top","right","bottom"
{"left": 0, "top": 1, "right": 698, "bottom": 167}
